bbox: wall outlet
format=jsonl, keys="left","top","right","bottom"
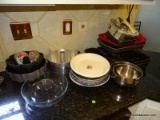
{"left": 10, "top": 22, "right": 32, "bottom": 40}
{"left": 78, "top": 21, "right": 88, "bottom": 32}
{"left": 63, "top": 19, "right": 72, "bottom": 35}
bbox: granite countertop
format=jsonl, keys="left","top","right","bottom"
{"left": 0, "top": 51, "right": 160, "bottom": 120}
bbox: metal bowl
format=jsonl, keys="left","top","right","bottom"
{"left": 111, "top": 61, "right": 143, "bottom": 87}
{"left": 47, "top": 49, "right": 80, "bottom": 74}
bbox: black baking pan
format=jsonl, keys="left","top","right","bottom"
{"left": 97, "top": 38, "right": 145, "bottom": 54}
{"left": 118, "top": 50, "right": 151, "bottom": 63}
{"left": 85, "top": 47, "right": 151, "bottom": 75}
{"left": 6, "top": 52, "right": 45, "bottom": 74}
{"left": 106, "top": 31, "right": 137, "bottom": 47}
{"left": 118, "top": 50, "right": 151, "bottom": 74}
{"left": 98, "top": 32, "right": 146, "bottom": 48}
{"left": 99, "top": 48, "right": 151, "bottom": 75}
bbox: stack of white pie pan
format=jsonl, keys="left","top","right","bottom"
{"left": 70, "top": 53, "right": 111, "bottom": 87}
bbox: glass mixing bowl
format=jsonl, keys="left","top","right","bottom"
{"left": 21, "top": 72, "right": 68, "bottom": 108}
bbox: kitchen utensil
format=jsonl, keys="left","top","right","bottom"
{"left": 92, "top": 48, "right": 150, "bottom": 75}
{"left": 108, "top": 17, "right": 139, "bottom": 42}
{"left": 6, "top": 51, "right": 46, "bottom": 82}
{"left": 72, "top": 69, "right": 108, "bottom": 81}
{"left": 14, "top": 52, "right": 28, "bottom": 64}
{"left": 28, "top": 50, "right": 40, "bottom": 63}
{"left": 106, "top": 31, "right": 145, "bottom": 47}
{"left": 0, "top": 76, "right": 4, "bottom": 85}
{"left": 6, "top": 51, "right": 44, "bottom": 74}
{"left": 98, "top": 32, "right": 146, "bottom": 48}
{"left": 117, "top": 51, "right": 151, "bottom": 75}
{"left": 7, "top": 64, "right": 45, "bottom": 82}
{"left": 21, "top": 72, "right": 68, "bottom": 108}
{"left": 0, "top": 76, "right": 5, "bottom": 91}
{"left": 47, "top": 49, "right": 80, "bottom": 74}
{"left": 97, "top": 38, "right": 144, "bottom": 54}
{"left": 69, "top": 70, "right": 110, "bottom": 87}
{"left": 70, "top": 53, "right": 110, "bottom": 79}
{"left": 111, "top": 61, "right": 143, "bottom": 87}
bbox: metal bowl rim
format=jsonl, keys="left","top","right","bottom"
{"left": 111, "top": 61, "right": 143, "bottom": 79}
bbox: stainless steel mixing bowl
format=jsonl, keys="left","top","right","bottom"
{"left": 47, "top": 49, "right": 80, "bottom": 74}
{"left": 111, "top": 61, "right": 143, "bottom": 87}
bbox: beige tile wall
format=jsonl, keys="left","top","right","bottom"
{"left": 0, "top": 5, "right": 138, "bottom": 62}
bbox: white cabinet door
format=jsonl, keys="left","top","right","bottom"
{"left": 54, "top": 0, "right": 156, "bottom": 5}
{"left": 129, "top": 99, "right": 160, "bottom": 120}
{"left": 141, "top": 105, "right": 160, "bottom": 120}
{"left": 0, "top": 0, "right": 55, "bottom": 5}
{"left": 0, "top": 0, "right": 156, "bottom": 5}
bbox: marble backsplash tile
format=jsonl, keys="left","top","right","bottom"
{"left": 0, "top": 5, "right": 138, "bottom": 62}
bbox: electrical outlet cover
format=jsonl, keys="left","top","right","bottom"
{"left": 78, "top": 21, "right": 88, "bottom": 32}
{"left": 10, "top": 22, "right": 32, "bottom": 40}
{"left": 63, "top": 20, "right": 72, "bottom": 35}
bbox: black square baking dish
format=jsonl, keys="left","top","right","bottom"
{"left": 97, "top": 38, "right": 145, "bottom": 55}
{"left": 106, "top": 31, "right": 137, "bottom": 47}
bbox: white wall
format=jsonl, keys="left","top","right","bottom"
{"left": 0, "top": 5, "right": 138, "bottom": 62}
{"left": 136, "top": 0, "right": 160, "bottom": 53}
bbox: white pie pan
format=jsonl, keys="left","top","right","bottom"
{"left": 70, "top": 53, "right": 110, "bottom": 79}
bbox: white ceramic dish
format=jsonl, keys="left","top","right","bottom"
{"left": 72, "top": 70, "right": 107, "bottom": 82}
{"left": 70, "top": 53, "right": 110, "bottom": 78}
{"left": 69, "top": 70, "right": 110, "bottom": 87}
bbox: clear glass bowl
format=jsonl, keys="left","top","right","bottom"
{"left": 21, "top": 72, "right": 68, "bottom": 108}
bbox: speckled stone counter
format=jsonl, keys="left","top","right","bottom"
{"left": 0, "top": 51, "right": 160, "bottom": 120}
